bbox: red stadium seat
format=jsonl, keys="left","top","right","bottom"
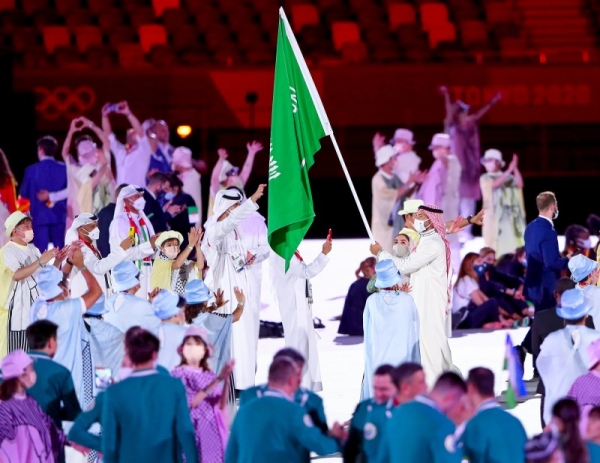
{"left": 388, "top": 3, "right": 416, "bottom": 29}
{"left": 66, "top": 9, "right": 94, "bottom": 29}
{"left": 11, "top": 27, "right": 38, "bottom": 53}
{"left": 117, "top": 43, "right": 151, "bottom": 68}
{"left": 130, "top": 8, "right": 156, "bottom": 29}
{"left": 485, "top": 2, "right": 513, "bottom": 25}
{"left": 427, "top": 22, "right": 456, "bottom": 48}
{"left": 152, "top": 0, "right": 180, "bottom": 17}
{"left": 149, "top": 44, "right": 177, "bottom": 66}
{"left": 74, "top": 25, "right": 103, "bottom": 53}
{"left": 331, "top": 21, "right": 361, "bottom": 50}
{"left": 420, "top": 2, "right": 450, "bottom": 30}
{"left": 162, "top": 8, "right": 190, "bottom": 32}
{"left": 42, "top": 26, "right": 70, "bottom": 54}
{"left": 85, "top": 45, "right": 114, "bottom": 68}
{"left": 98, "top": 9, "right": 125, "bottom": 31}
{"left": 138, "top": 24, "right": 167, "bottom": 53}
{"left": 291, "top": 4, "right": 319, "bottom": 33}
{"left": 88, "top": 0, "right": 114, "bottom": 15}
{"left": 108, "top": 27, "right": 137, "bottom": 47}
{"left": 460, "top": 19, "right": 488, "bottom": 47}
{"left": 341, "top": 41, "right": 368, "bottom": 63}
{"left": 0, "top": 0, "right": 15, "bottom": 11}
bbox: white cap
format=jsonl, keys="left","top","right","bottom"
{"left": 398, "top": 199, "right": 424, "bottom": 215}
{"left": 391, "top": 128, "right": 415, "bottom": 145}
{"left": 375, "top": 145, "right": 396, "bottom": 167}
{"left": 428, "top": 133, "right": 451, "bottom": 150}
{"left": 481, "top": 149, "right": 505, "bottom": 167}
{"left": 172, "top": 147, "right": 193, "bottom": 169}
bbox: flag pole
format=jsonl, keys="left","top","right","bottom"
{"left": 329, "top": 133, "right": 375, "bottom": 243}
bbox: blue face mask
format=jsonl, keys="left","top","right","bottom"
{"left": 164, "top": 192, "right": 175, "bottom": 201}
{"left": 474, "top": 264, "right": 487, "bottom": 275}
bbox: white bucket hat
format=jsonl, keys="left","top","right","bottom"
{"left": 375, "top": 145, "right": 396, "bottom": 167}
{"left": 481, "top": 149, "right": 506, "bottom": 167}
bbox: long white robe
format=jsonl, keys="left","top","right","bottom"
{"left": 362, "top": 290, "right": 420, "bottom": 400}
{"left": 202, "top": 199, "right": 259, "bottom": 389}
{"left": 537, "top": 325, "right": 600, "bottom": 424}
{"left": 579, "top": 285, "right": 600, "bottom": 329}
{"left": 109, "top": 211, "right": 155, "bottom": 300}
{"left": 239, "top": 211, "right": 270, "bottom": 361}
{"left": 393, "top": 151, "right": 421, "bottom": 185}
{"left": 103, "top": 292, "right": 161, "bottom": 336}
{"left": 371, "top": 171, "right": 397, "bottom": 253}
{"left": 179, "top": 168, "right": 202, "bottom": 226}
{"left": 270, "top": 251, "right": 329, "bottom": 392}
{"left": 378, "top": 231, "right": 455, "bottom": 386}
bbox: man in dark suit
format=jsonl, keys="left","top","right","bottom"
{"left": 524, "top": 191, "right": 569, "bottom": 311}
{"left": 143, "top": 172, "right": 182, "bottom": 234}
{"left": 97, "top": 183, "right": 127, "bottom": 257}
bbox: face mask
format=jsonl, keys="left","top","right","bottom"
{"left": 577, "top": 238, "right": 592, "bottom": 249}
{"left": 553, "top": 208, "right": 559, "bottom": 220}
{"left": 413, "top": 219, "right": 429, "bottom": 234}
{"left": 164, "top": 192, "right": 175, "bottom": 201}
{"left": 133, "top": 197, "right": 146, "bottom": 211}
{"left": 86, "top": 227, "right": 100, "bottom": 241}
{"left": 164, "top": 246, "right": 179, "bottom": 259}
{"left": 474, "top": 264, "right": 487, "bottom": 275}
{"left": 18, "top": 229, "right": 34, "bottom": 243}
{"left": 393, "top": 244, "right": 410, "bottom": 258}
{"left": 182, "top": 344, "right": 206, "bottom": 364}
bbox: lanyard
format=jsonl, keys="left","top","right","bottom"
{"left": 126, "top": 209, "right": 151, "bottom": 265}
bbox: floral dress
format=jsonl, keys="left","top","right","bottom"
{"left": 171, "top": 365, "right": 228, "bottom": 463}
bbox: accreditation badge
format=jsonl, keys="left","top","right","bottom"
{"left": 363, "top": 423, "right": 377, "bottom": 440}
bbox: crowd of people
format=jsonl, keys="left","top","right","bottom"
{"left": 1, "top": 86, "right": 600, "bottom": 463}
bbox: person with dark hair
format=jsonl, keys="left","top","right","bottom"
{"left": 382, "top": 371, "right": 467, "bottom": 462}
{"left": 496, "top": 246, "right": 527, "bottom": 280}
{"left": 18, "top": 135, "right": 68, "bottom": 251}
{"left": 97, "top": 183, "right": 128, "bottom": 257}
{"left": 226, "top": 357, "right": 345, "bottom": 463}
{"left": 171, "top": 326, "right": 234, "bottom": 462}
{"left": 239, "top": 348, "right": 328, "bottom": 435}
{"left": 537, "top": 289, "right": 600, "bottom": 425}
{"left": 564, "top": 224, "right": 596, "bottom": 261}
{"left": 101, "top": 327, "right": 198, "bottom": 463}
{"left": 344, "top": 364, "right": 396, "bottom": 463}
{"left": 338, "top": 257, "right": 376, "bottom": 336}
{"left": 25, "top": 320, "right": 81, "bottom": 435}
{"left": 143, "top": 171, "right": 178, "bottom": 233}
{"left": 163, "top": 173, "right": 199, "bottom": 247}
{"left": 393, "top": 362, "right": 428, "bottom": 405}
{"left": 147, "top": 119, "right": 174, "bottom": 176}
{"left": 549, "top": 398, "right": 600, "bottom": 463}
{"left": 462, "top": 367, "right": 527, "bottom": 463}
{"left": 0, "top": 349, "right": 66, "bottom": 462}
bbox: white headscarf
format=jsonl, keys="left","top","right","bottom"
{"left": 65, "top": 212, "right": 97, "bottom": 245}
{"left": 207, "top": 188, "right": 243, "bottom": 226}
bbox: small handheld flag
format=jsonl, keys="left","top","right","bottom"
{"left": 504, "top": 333, "right": 527, "bottom": 409}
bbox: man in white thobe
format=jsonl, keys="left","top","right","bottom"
{"left": 537, "top": 288, "right": 600, "bottom": 424}
{"left": 202, "top": 184, "right": 266, "bottom": 390}
{"left": 370, "top": 204, "right": 456, "bottom": 386}
{"left": 270, "top": 238, "right": 332, "bottom": 392}
{"left": 109, "top": 185, "right": 160, "bottom": 300}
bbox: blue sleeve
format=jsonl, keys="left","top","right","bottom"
{"left": 100, "top": 390, "right": 119, "bottom": 462}
{"left": 343, "top": 403, "right": 364, "bottom": 463}
{"left": 67, "top": 394, "right": 103, "bottom": 451}
{"left": 19, "top": 167, "right": 31, "bottom": 199}
{"left": 173, "top": 380, "right": 199, "bottom": 463}
{"left": 541, "top": 228, "right": 569, "bottom": 271}
{"left": 309, "top": 394, "right": 328, "bottom": 434}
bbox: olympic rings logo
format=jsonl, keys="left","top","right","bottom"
{"left": 34, "top": 86, "right": 96, "bottom": 121}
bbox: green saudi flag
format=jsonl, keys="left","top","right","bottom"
{"left": 268, "top": 8, "right": 332, "bottom": 271}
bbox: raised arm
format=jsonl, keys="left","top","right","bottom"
{"left": 511, "top": 154, "right": 524, "bottom": 188}
{"left": 70, "top": 246, "right": 103, "bottom": 310}
{"left": 101, "top": 103, "right": 113, "bottom": 135}
{"left": 472, "top": 91, "right": 502, "bottom": 121}
{"left": 439, "top": 86, "right": 454, "bottom": 129}
{"left": 62, "top": 118, "right": 82, "bottom": 162}
{"left": 239, "top": 141, "right": 263, "bottom": 187}
{"left": 118, "top": 101, "right": 144, "bottom": 138}
{"left": 210, "top": 149, "right": 227, "bottom": 196}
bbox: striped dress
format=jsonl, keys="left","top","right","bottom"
{"left": 0, "top": 392, "right": 65, "bottom": 462}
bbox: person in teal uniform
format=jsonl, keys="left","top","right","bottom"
{"left": 23, "top": 320, "right": 81, "bottom": 429}
{"left": 461, "top": 367, "right": 527, "bottom": 463}
{"left": 226, "top": 357, "right": 346, "bottom": 463}
{"left": 239, "top": 347, "right": 328, "bottom": 434}
{"left": 382, "top": 372, "right": 467, "bottom": 463}
{"left": 393, "top": 362, "right": 428, "bottom": 406}
{"left": 101, "top": 328, "right": 198, "bottom": 463}
{"left": 344, "top": 364, "right": 396, "bottom": 463}
{"left": 549, "top": 398, "right": 600, "bottom": 463}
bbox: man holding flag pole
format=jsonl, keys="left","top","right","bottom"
{"left": 267, "top": 8, "right": 376, "bottom": 391}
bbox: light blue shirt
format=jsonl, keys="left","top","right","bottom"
{"left": 157, "top": 322, "right": 188, "bottom": 372}
{"left": 104, "top": 292, "right": 161, "bottom": 335}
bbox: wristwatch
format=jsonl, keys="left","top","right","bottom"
{"left": 237, "top": 301, "right": 245, "bottom": 307}
{"left": 467, "top": 215, "right": 473, "bottom": 224}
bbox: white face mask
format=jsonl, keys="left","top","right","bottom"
{"left": 182, "top": 344, "right": 206, "bottom": 364}
{"left": 553, "top": 208, "right": 559, "bottom": 220}
{"left": 164, "top": 246, "right": 179, "bottom": 259}
{"left": 577, "top": 238, "right": 592, "bottom": 249}
{"left": 18, "top": 229, "right": 34, "bottom": 243}
{"left": 133, "top": 197, "right": 146, "bottom": 211}
{"left": 393, "top": 244, "right": 410, "bottom": 258}
{"left": 413, "top": 219, "right": 429, "bottom": 234}
{"left": 86, "top": 227, "right": 100, "bottom": 241}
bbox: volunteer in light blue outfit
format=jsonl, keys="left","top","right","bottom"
{"left": 537, "top": 288, "right": 600, "bottom": 424}
{"left": 362, "top": 259, "right": 420, "bottom": 400}
{"left": 240, "top": 348, "right": 329, "bottom": 435}
{"left": 30, "top": 247, "right": 103, "bottom": 409}
{"left": 154, "top": 289, "right": 187, "bottom": 371}
{"left": 461, "top": 367, "right": 527, "bottom": 463}
{"left": 344, "top": 364, "right": 397, "bottom": 463}
{"left": 104, "top": 260, "right": 161, "bottom": 335}
{"left": 569, "top": 254, "right": 600, "bottom": 327}
{"left": 185, "top": 279, "right": 233, "bottom": 374}
{"left": 85, "top": 295, "right": 125, "bottom": 379}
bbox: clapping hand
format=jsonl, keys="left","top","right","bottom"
{"left": 39, "top": 248, "right": 58, "bottom": 265}
{"left": 471, "top": 209, "right": 484, "bottom": 226}
{"left": 188, "top": 227, "right": 200, "bottom": 247}
{"left": 148, "top": 287, "right": 161, "bottom": 302}
{"left": 399, "top": 282, "right": 412, "bottom": 293}
{"left": 218, "top": 360, "right": 235, "bottom": 381}
{"left": 508, "top": 154, "right": 519, "bottom": 173}
{"left": 233, "top": 287, "right": 245, "bottom": 304}
{"left": 54, "top": 246, "right": 70, "bottom": 264}
{"left": 372, "top": 132, "right": 386, "bottom": 151}
{"left": 116, "top": 101, "right": 130, "bottom": 115}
